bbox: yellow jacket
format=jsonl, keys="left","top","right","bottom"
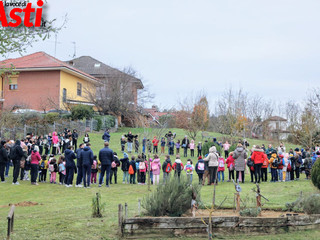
{"left": 269, "top": 153, "right": 278, "bottom": 169}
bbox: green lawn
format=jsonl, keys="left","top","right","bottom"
{"left": 0, "top": 128, "right": 319, "bottom": 239}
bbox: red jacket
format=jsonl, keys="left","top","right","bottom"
{"left": 251, "top": 150, "right": 264, "bottom": 164}
{"left": 261, "top": 153, "right": 269, "bottom": 168}
{"left": 152, "top": 139, "right": 159, "bottom": 146}
{"left": 226, "top": 156, "right": 235, "bottom": 168}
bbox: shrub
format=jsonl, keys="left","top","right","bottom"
{"left": 71, "top": 105, "right": 94, "bottom": 120}
{"left": 240, "top": 207, "right": 261, "bottom": 217}
{"left": 142, "top": 176, "right": 201, "bottom": 217}
{"left": 311, "top": 159, "right": 320, "bottom": 190}
{"left": 43, "top": 113, "right": 59, "bottom": 124}
{"left": 303, "top": 194, "right": 320, "bottom": 215}
{"left": 92, "top": 192, "right": 106, "bottom": 218}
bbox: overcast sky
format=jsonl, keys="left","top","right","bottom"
{"left": 5, "top": 0, "right": 320, "bottom": 111}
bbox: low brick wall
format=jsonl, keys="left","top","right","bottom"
{"left": 120, "top": 215, "right": 320, "bottom": 238}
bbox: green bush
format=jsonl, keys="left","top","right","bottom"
{"left": 94, "top": 117, "right": 103, "bottom": 131}
{"left": 240, "top": 207, "right": 261, "bottom": 217}
{"left": 142, "top": 176, "right": 201, "bottom": 217}
{"left": 71, "top": 105, "right": 94, "bottom": 120}
{"left": 43, "top": 113, "right": 60, "bottom": 124}
{"left": 92, "top": 192, "right": 106, "bottom": 218}
{"left": 303, "top": 194, "right": 320, "bottom": 215}
{"left": 311, "top": 159, "right": 320, "bottom": 190}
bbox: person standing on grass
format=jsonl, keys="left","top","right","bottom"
{"left": 204, "top": 146, "right": 219, "bottom": 185}
{"left": 195, "top": 156, "right": 205, "bottom": 185}
{"left": 197, "top": 142, "right": 202, "bottom": 157}
{"left": 30, "top": 149, "right": 41, "bottom": 185}
{"left": 98, "top": 141, "right": 114, "bottom": 187}
{"left": 80, "top": 143, "right": 94, "bottom": 188}
{"left": 75, "top": 143, "right": 85, "bottom": 187}
{"left": 202, "top": 153, "right": 210, "bottom": 185}
{"left": 151, "top": 155, "right": 161, "bottom": 185}
{"left": 176, "top": 140, "right": 181, "bottom": 155}
{"left": 64, "top": 146, "right": 77, "bottom": 187}
{"left": 251, "top": 145, "right": 264, "bottom": 184}
{"left": 181, "top": 136, "right": 190, "bottom": 158}
{"left": 125, "top": 131, "right": 137, "bottom": 153}
{"left": 72, "top": 129, "right": 78, "bottom": 150}
{"left": 110, "top": 152, "right": 120, "bottom": 184}
{"left": 261, "top": 152, "right": 269, "bottom": 182}
{"left": 0, "top": 141, "right": 9, "bottom": 183}
{"left": 120, "top": 152, "right": 130, "bottom": 184}
{"left": 162, "top": 155, "right": 172, "bottom": 184}
{"left": 10, "top": 140, "right": 24, "bottom": 185}
{"left": 222, "top": 141, "right": 231, "bottom": 158}
{"left": 226, "top": 152, "right": 235, "bottom": 182}
{"left": 102, "top": 129, "right": 111, "bottom": 142}
{"left": 152, "top": 137, "right": 159, "bottom": 154}
{"left": 160, "top": 137, "right": 166, "bottom": 154}
{"left": 233, "top": 143, "right": 247, "bottom": 184}
{"left": 189, "top": 140, "right": 195, "bottom": 157}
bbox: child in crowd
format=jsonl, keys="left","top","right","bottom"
{"left": 176, "top": 140, "right": 180, "bottom": 154}
{"left": 49, "top": 158, "right": 58, "bottom": 184}
{"left": 161, "top": 137, "right": 166, "bottom": 154}
{"left": 197, "top": 142, "right": 202, "bottom": 157}
{"left": 129, "top": 156, "right": 137, "bottom": 184}
{"left": 39, "top": 155, "right": 48, "bottom": 183}
{"left": 136, "top": 156, "right": 141, "bottom": 184}
{"left": 138, "top": 155, "right": 147, "bottom": 185}
{"left": 110, "top": 152, "right": 120, "bottom": 184}
{"left": 168, "top": 138, "right": 175, "bottom": 155}
{"left": 269, "top": 151, "right": 279, "bottom": 182}
{"left": 261, "top": 153, "right": 269, "bottom": 182}
{"left": 147, "top": 139, "right": 152, "bottom": 153}
{"left": 151, "top": 155, "right": 161, "bottom": 185}
{"left": 83, "top": 133, "right": 90, "bottom": 144}
{"left": 162, "top": 155, "right": 172, "bottom": 184}
{"left": 120, "top": 152, "right": 130, "bottom": 184}
{"left": 149, "top": 158, "right": 153, "bottom": 185}
{"left": 189, "top": 140, "right": 195, "bottom": 157}
{"left": 152, "top": 137, "right": 159, "bottom": 154}
{"left": 217, "top": 156, "right": 225, "bottom": 182}
{"left": 173, "top": 155, "right": 184, "bottom": 181}
{"left": 184, "top": 159, "right": 194, "bottom": 183}
{"left": 277, "top": 154, "right": 284, "bottom": 182}
{"left": 195, "top": 156, "right": 205, "bottom": 184}
{"left": 91, "top": 155, "right": 98, "bottom": 184}
{"left": 226, "top": 152, "right": 235, "bottom": 182}
{"left": 58, "top": 156, "right": 66, "bottom": 185}
{"left": 283, "top": 153, "right": 289, "bottom": 181}
{"left": 120, "top": 136, "right": 126, "bottom": 152}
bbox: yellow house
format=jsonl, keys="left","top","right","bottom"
{"left": 0, "top": 52, "right": 100, "bottom": 112}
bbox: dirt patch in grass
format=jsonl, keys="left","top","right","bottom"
{"left": 0, "top": 201, "right": 42, "bottom": 208}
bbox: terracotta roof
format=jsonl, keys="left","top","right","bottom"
{"left": 0, "top": 52, "right": 100, "bottom": 83}
{"left": 265, "top": 116, "right": 287, "bottom": 122}
{"left": 66, "top": 56, "right": 144, "bottom": 89}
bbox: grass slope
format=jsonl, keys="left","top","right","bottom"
{"left": 0, "top": 128, "right": 318, "bottom": 240}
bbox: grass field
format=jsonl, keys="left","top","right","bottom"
{"left": 0, "top": 128, "right": 319, "bottom": 239}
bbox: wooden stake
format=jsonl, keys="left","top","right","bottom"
{"left": 138, "top": 199, "right": 141, "bottom": 216}
{"left": 118, "top": 204, "right": 123, "bottom": 236}
{"left": 236, "top": 193, "right": 240, "bottom": 213}
{"left": 125, "top": 203, "right": 128, "bottom": 219}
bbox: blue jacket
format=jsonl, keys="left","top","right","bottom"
{"left": 99, "top": 147, "right": 114, "bottom": 166}
{"left": 65, "top": 149, "right": 76, "bottom": 168}
{"left": 80, "top": 146, "right": 94, "bottom": 166}
{"left": 76, "top": 148, "right": 83, "bottom": 167}
{"left": 102, "top": 131, "right": 110, "bottom": 142}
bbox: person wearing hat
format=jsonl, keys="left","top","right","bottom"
{"left": 120, "top": 152, "right": 130, "bottom": 184}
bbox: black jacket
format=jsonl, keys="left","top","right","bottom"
{"left": 129, "top": 160, "right": 137, "bottom": 174}
{"left": 102, "top": 131, "right": 110, "bottom": 142}
{"left": 10, "top": 140, "right": 24, "bottom": 163}
{"left": 0, "top": 145, "right": 8, "bottom": 164}
{"left": 162, "top": 158, "right": 172, "bottom": 172}
{"left": 80, "top": 146, "right": 94, "bottom": 166}
{"left": 76, "top": 148, "right": 83, "bottom": 167}
{"left": 111, "top": 155, "right": 120, "bottom": 170}
{"left": 120, "top": 157, "right": 130, "bottom": 171}
{"left": 64, "top": 149, "right": 76, "bottom": 168}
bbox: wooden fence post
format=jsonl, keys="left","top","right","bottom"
{"left": 125, "top": 203, "right": 128, "bottom": 219}
{"left": 138, "top": 199, "right": 141, "bottom": 216}
{"left": 118, "top": 204, "right": 123, "bottom": 236}
{"left": 7, "top": 205, "right": 15, "bottom": 240}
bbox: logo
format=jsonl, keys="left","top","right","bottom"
{"left": 0, "top": 0, "right": 45, "bottom": 27}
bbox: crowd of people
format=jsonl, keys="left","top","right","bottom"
{"left": 0, "top": 128, "right": 318, "bottom": 189}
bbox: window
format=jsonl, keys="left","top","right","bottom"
{"left": 9, "top": 84, "right": 18, "bottom": 90}
{"left": 94, "top": 63, "right": 101, "bottom": 68}
{"left": 77, "top": 82, "right": 82, "bottom": 96}
{"left": 63, "top": 88, "right": 67, "bottom": 102}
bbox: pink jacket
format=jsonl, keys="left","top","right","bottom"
{"left": 52, "top": 132, "right": 59, "bottom": 145}
{"left": 151, "top": 158, "right": 161, "bottom": 175}
{"left": 31, "top": 151, "right": 41, "bottom": 165}
{"left": 218, "top": 158, "right": 225, "bottom": 172}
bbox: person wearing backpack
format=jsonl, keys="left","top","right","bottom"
{"left": 110, "top": 152, "right": 120, "bottom": 184}
{"left": 138, "top": 155, "right": 147, "bottom": 185}
{"left": 120, "top": 152, "right": 130, "bottom": 184}
{"left": 217, "top": 156, "right": 225, "bottom": 182}
{"left": 269, "top": 150, "right": 279, "bottom": 182}
{"left": 162, "top": 155, "right": 172, "bottom": 184}
{"left": 49, "top": 158, "right": 58, "bottom": 184}
{"left": 39, "top": 155, "right": 48, "bottom": 183}
{"left": 184, "top": 159, "right": 195, "bottom": 183}
{"left": 261, "top": 152, "right": 269, "bottom": 182}
{"left": 91, "top": 156, "right": 98, "bottom": 184}
{"left": 204, "top": 146, "right": 219, "bottom": 185}
{"left": 58, "top": 156, "right": 66, "bottom": 185}
{"left": 172, "top": 155, "right": 184, "bottom": 181}
{"left": 195, "top": 156, "right": 205, "bottom": 184}
{"left": 226, "top": 152, "right": 235, "bottom": 182}
{"left": 151, "top": 155, "right": 161, "bottom": 185}
{"left": 294, "top": 148, "right": 302, "bottom": 180}
{"left": 128, "top": 156, "right": 137, "bottom": 184}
